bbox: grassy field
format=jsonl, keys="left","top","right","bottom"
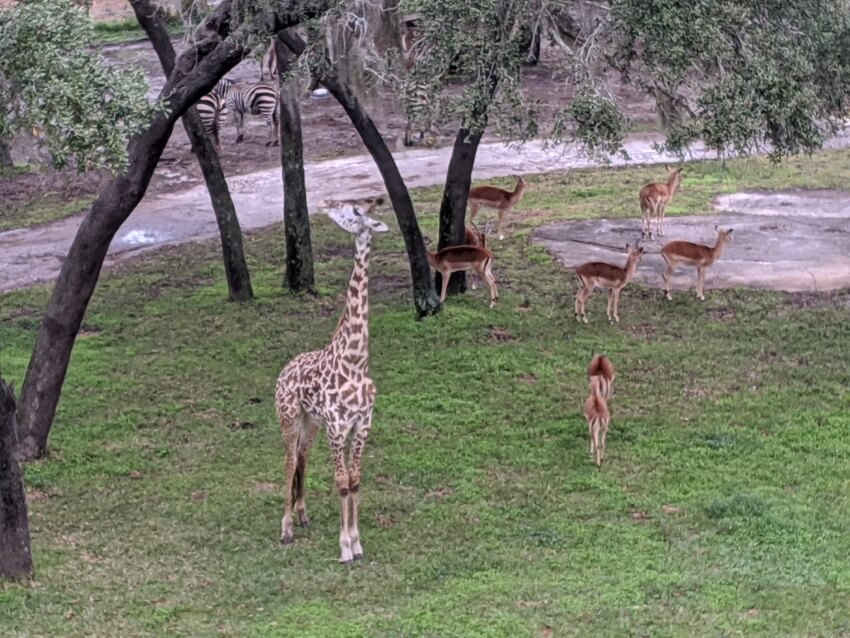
{"left": 93, "top": 17, "right": 185, "bottom": 45}
{"left": 1, "top": 154, "right": 849, "bottom": 636}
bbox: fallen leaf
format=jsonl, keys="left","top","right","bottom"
{"left": 661, "top": 505, "right": 682, "bottom": 514}
{"left": 129, "top": 470, "right": 144, "bottom": 480}
{"left": 631, "top": 510, "right": 650, "bottom": 522}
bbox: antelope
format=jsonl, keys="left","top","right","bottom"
{"left": 587, "top": 354, "right": 615, "bottom": 401}
{"left": 468, "top": 175, "right": 528, "bottom": 241}
{"left": 661, "top": 226, "right": 733, "bottom": 301}
{"left": 427, "top": 245, "right": 498, "bottom": 308}
{"left": 574, "top": 244, "right": 644, "bottom": 324}
{"left": 639, "top": 167, "right": 683, "bottom": 240}
{"left": 584, "top": 376, "right": 610, "bottom": 468}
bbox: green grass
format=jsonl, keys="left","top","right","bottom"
{"left": 93, "top": 16, "right": 184, "bottom": 45}
{"left": 1, "top": 151, "right": 850, "bottom": 636}
{"left": 0, "top": 196, "right": 93, "bottom": 232}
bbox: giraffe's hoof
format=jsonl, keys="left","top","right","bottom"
{"left": 353, "top": 552, "right": 364, "bottom": 561}
{"left": 280, "top": 534, "right": 295, "bottom": 546}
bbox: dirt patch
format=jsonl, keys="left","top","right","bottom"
{"left": 534, "top": 190, "right": 850, "bottom": 294}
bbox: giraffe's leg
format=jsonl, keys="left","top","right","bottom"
{"left": 347, "top": 409, "right": 373, "bottom": 561}
{"left": 279, "top": 407, "right": 303, "bottom": 545}
{"left": 327, "top": 424, "right": 353, "bottom": 564}
{"left": 294, "top": 415, "right": 321, "bottom": 528}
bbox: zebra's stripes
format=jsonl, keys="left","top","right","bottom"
{"left": 400, "top": 78, "right": 440, "bottom": 147}
{"left": 225, "top": 81, "right": 280, "bottom": 146}
{"left": 194, "top": 79, "right": 233, "bottom": 149}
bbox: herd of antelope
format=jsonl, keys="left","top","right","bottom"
{"left": 448, "top": 167, "right": 735, "bottom": 467}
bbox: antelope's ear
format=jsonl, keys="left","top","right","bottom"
{"left": 727, "top": 228, "right": 734, "bottom": 234}
{"left": 714, "top": 224, "right": 719, "bottom": 231}
{"left": 625, "top": 243, "right": 630, "bottom": 251}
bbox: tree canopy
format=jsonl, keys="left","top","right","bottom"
{"left": 0, "top": 0, "right": 153, "bottom": 170}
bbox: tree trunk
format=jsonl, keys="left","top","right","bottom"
{"left": 274, "top": 37, "right": 315, "bottom": 293}
{"left": 15, "top": 0, "right": 330, "bottom": 460}
{"left": 281, "top": 31, "right": 440, "bottom": 318}
{"left": 436, "top": 72, "right": 500, "bottom": 296}
{"left": 131, "top": 0, "right": 254, "bottom": 302}
{"left": 0, "top": 138, "right": 12, "bottom": 167}
{"left": 0, "top": 377, "right": 32, "bottom": 580}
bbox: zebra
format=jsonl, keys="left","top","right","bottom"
{"left": 225, "top": 81, "right": 280, "bottom": 146}
{"left": 193, "top": 78, "right": 234, "bottom": 150}
{"left": 399, "top": 78, "right": 441, "bottom": 147}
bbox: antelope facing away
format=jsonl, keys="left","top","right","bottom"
{"left": 661, "top": 226, "right": 733, "bottom": 301}
{"left": 468, "top": 175, "right": 528, "bottom": 241}
{"left": 574, "top": 244, "right": 644, "bottom": 323}
{"left": 639, "top": 167, "right": 683, "bottom": 240}
{"left": 427, "top": 244, "right": 498, "bottom": 308}
{"left": 584, "top": 375, "right": 611, "bottom": 468}
{"left": 587, "top": 354, "right": 615, "bottom": 401}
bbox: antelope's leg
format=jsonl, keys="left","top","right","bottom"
{"left": 497, "top": 209, "right": 506, "bottom": 241}
{"left": 439, "top": 270, "right": 450, "bottom": 303}
{"left": 612, "top": 286, "right": 622, "bottom": 323}
{"left": 698, "top": 267, "right": 706, "bottom": 300}
{"left": 662, "top": 260, "right": 674, "bottom": 301}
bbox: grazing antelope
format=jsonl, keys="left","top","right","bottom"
{"left": 584, "top": 377, "right": 610, "bottom": 468}
{"left": 427, "top": 245, "right": 498, "bottom": 308}
{"left": 639, "top": 167, "right": 683, "bottom": 240}
{"left": 587, "top": 354, "right": 615, "bottom": 401}
{"left": 468, "top": 175, "right": 528, "bottom": 241}
{"left": 574, "top": 244, "right": 644, "bottom": 324}
{"left": 661, "top": 226, "right": 733, "bottom": 301}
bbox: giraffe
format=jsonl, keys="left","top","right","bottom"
{"left": 274, "top": 195, "right": 388, "bottom": 564}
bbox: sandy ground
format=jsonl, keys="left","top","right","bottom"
{"left": 533, "top": 189, "right": 850, "bottom": 295}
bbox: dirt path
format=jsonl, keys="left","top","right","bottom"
{"left": 3, "top": 131, "right": 850, "bottom": 294}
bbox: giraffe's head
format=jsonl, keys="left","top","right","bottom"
{"left": 324, "top": 196, "right": 390, "bottom": 236}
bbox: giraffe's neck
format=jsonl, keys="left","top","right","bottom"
{"left": 330, "top": 232, "right": 371, "bottom": 368}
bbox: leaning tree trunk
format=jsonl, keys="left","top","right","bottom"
{"left": 0, "top": 377, "right": 32, "bottom": 580}
{"left": 436, "top": 71, "right": 499, "bottom": 296}
{"left": 131, "top": 0, "right": 254, "bottom": 302}
{"left": 274, "top": 37, "right": 315, "bottom": 293}
{"left": 15, "top": 0, "right": 330, "bottom": 460}
{"left": 281, "top": 31, "right": 440, "bottom": 317}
